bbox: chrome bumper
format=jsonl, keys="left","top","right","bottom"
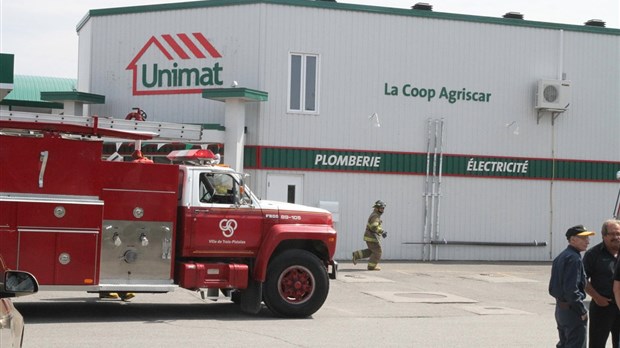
{"left": 329, "top": 260, "right": 338, "bottom": 280}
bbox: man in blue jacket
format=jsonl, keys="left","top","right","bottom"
{"left": 549, "top": 225, "right": 596, "bottom": 348}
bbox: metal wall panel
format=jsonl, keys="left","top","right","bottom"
{"left": 432, "top": 178, "right": 551, "bottom": 261}
{"left": 553, "top": 33, "right": 620, "bottom": 161}
{"left": 260, "top": 13, "right": 532, "bottom": 154}
{"left": 77, "top": 20, "right": 92, "bottom": 98}
{"left": 551, "top": 181, "right": 617, "bottom": 256}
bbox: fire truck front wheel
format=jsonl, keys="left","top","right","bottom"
{"left": 263, "top": 249, "right": 329, "bottom": 318}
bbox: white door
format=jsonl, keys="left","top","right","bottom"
{"left": 266, "top": 174, "right": 304, "bottom": 204}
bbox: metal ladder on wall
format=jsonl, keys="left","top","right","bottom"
{"left": 0, "top": 110, "right": 203, "bottom": 141}
{"left": 422, "top": 118, "right": 444, "bottom": 261}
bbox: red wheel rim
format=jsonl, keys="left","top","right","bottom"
{"left": 277, "top": 265, "right": 315, "bottom": 305}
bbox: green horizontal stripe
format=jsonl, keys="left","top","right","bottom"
{"left": 244, "top": 146, "right": 619, "bottom": 182}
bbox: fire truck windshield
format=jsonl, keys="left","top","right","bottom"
{"left": 199, "top": 172, "right": 255, "bottom": 205}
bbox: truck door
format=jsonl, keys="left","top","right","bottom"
{"left": 188, "top": 172, "right": 263, "bottom": 258}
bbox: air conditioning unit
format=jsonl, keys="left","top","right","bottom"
{"left": 536, "top": 79, "right": 571, "bottom": 110}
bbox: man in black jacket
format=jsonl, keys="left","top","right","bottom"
{"left": 584, "top": 219, "right": 620, "bottom": 348}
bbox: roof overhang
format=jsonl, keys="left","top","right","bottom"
{"left": 40, "top": 91, "right": 106, "bottom": 104}
{"left": 202, "top": 87, "right": 268, "bottom": 102}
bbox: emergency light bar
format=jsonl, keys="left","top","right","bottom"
{"left": 167, "top": 149, "right": 218, "bottom": 164}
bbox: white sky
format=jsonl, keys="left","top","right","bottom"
{"left": 1, "top": 0, "right": 618, "bottom": 78}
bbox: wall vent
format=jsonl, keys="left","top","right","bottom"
{"left": 412, "top": 3, "right": 433, "bottom": 11}
{"left": 585, "top": 19, "right": 606, "bottom": 27}
{"left": 503, "top": 12, "right": 524, "bottom": 19}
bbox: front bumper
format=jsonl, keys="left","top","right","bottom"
{"left": 328, "top": 260, "right": 338, "bottom": 280}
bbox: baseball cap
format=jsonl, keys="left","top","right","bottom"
{"left": 565, "top": 225, "right": 595, "bottom": 239}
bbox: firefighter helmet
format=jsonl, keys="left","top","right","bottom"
{"left": 131, "top": 150, "right": 144, "bottom": 159}
{"left": 373, "top": 200, "right": 386, "bottom": 209}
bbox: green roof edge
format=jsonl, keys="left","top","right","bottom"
{"left": 76, "top": 0, "right": 620, "bottom": 35}
{"left": 41, "top": 91, "right": 106, "bottom": 104}
{"left": 0, "top": 54, "right": 15, "bottom": 84}
{"left": 0, "top": 99, "right": 64, "bottom": 109}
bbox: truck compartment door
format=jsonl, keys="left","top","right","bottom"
{"left": 15, "top": 200, "right": 103, "bottom": 285}
{"left": 18, "top": 228, "right": 99, "bottom": 285}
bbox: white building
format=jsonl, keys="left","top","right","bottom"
{"left": 76, "top": 0, "right": 620, "bottom": 261}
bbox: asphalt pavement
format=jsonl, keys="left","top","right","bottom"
{"left": 11, "top": 261, "right": 611, "bottom": 347}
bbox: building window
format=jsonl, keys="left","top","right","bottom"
{"left": 288, "top": 53, "right": 319, "bottom": 114}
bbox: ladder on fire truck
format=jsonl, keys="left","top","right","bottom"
{"left": 0, "top": 110, "right": 203, "bottom": 141}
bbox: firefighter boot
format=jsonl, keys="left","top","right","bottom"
{"left": 119, "top": 292, "right": 136, "bottom": 301}
{"left": 99, "top": 292, "right": 120, "bottom": 299}
{"left": 367, "top": 262, "right": 381, "bottom": 271}
{"left": 352, "top": 251, "right": 359, "bottom": 265}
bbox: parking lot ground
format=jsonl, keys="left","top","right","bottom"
{"left": 13, "top": 261, "right": 608, "bottom": 347}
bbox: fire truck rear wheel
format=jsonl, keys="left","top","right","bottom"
{"left": 263, "top": 249, "right": 329, "bottom": 318}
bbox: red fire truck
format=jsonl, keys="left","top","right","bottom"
{"left": 0, "top": 111, "right": 337, "bottom": 318}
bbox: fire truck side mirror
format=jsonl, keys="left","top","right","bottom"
{"left": 2, "top": 271, "right": 39, "bottom": 297}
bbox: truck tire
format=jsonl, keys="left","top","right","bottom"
{"left": 263, "top": 249, "right": 329, "bottom": 318}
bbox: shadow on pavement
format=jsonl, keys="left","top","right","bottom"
{"left": 14, "top": 301, "right": 311, "bottom": 324}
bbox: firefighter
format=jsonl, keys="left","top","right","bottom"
{"left": 211, "top": 174, "right": 235, "bottom": 204}
{"left": 213, "top": 174, "right": 231, "bottom": 195}
{"left": 352, "top": 200, "right": 387, "bottom": 271}
{"left": 131, "top": 150, "right": 154, "bottom": 163}
{"left": 99, "top": 292, "right": 135, "bottom": 301}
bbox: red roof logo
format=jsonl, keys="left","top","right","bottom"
{"left": 127, "top": 33, "right": 224, "bottom": 96}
